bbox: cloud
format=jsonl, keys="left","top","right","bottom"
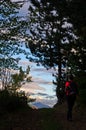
{"left": 18, "top": 59, "right": 57, "bottom": 106}
{"left": 21, "top": 82, "right": 45, "bottom": 90}
{"left": 11, "top": 0, "right": 28, "bottom": 3}
{"left": 31, "top": 76, "right": 52, "bottom": 85}
{"left": 36, "top": 92, "right": 49, "bottom": 96}
{"left": 34, "top": 97, "right": 57, "bottom": 108}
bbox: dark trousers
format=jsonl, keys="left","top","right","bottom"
{"left": 66, "top": 94, "right": 76, "bottom": 120}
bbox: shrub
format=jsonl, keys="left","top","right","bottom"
{"left": 76, "top": 72, "right": 86, "bottom": 106}
{"left": 0, "top": 90, "right": 28, "bottom": 111}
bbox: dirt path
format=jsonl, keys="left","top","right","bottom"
{"left": 54, "top": 102, "right": 86, "bottom": 130}
{"left": 0, "top": 102, "right": 86, "bottom": 130}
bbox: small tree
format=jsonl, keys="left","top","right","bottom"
{"left": 0, "top": 65, "right": 32, "bottom": 111}
{"left": 0, "top": 0, "right": 29, "bottom": 90}
{"left": 8, "top": 66, "right": 32, "bottom": 94}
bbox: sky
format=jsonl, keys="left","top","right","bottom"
{"left": 19, "top": 59, "right": 57, "bottom": 107}
{"left": 11, "top": 0, "right": 57, "bottom": 107}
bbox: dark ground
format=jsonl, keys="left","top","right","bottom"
{"left": 0, "top": 102, "right": 86, "bottom": 130}
{"left": 54, "top": 102, "right": 86, "bottom": 130}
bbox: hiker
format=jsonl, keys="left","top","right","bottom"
{"left": 65, "top": 74, "right": 78, "bottom": 121}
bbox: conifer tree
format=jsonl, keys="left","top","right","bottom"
{"left": 67, "top": 0, "right": 86, "bottom": 73}
{"left": 27, "top": 0, "right": 76, "bottom": 103}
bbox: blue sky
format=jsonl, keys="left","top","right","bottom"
{"left": 11, "top": 0, "right": 57, "bottom": 107}
{"left": 19, "top": 59, "right": 57, "bottom": 106}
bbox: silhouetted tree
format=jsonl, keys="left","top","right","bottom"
{"left": 0, "top": 0, "right": 29, "bottom": 90}
{"left": 66, "top": 0, "right": 86, "bottom": 73}
{"left": 26, "top": 0, "right": 76, "bottom": 103}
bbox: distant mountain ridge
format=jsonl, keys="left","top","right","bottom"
{"left": 29, "top": 102, "right": 50, "bottom": 109}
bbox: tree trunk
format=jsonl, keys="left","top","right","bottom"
{"left": 56, "top": 41, "right": 62, "bottom": 103}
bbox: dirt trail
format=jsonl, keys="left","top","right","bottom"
{"left": 54, "top": 102, "right": 86, "bottom": 130}
{"left": 0, "top": 102, "right": 86, "bottom": 130}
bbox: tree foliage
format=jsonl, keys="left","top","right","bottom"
{"left": 67, "top": 0, "right": 86, "bottom": 105}
{"left": 26, "top": 0, "right": 77, "bottom": 102}
{"left": 8, "top": 66, "right": 32, "bottom": 93}
{"left": 66, "top": 0, "right": 86, "bottom": 73}
{"left": 0, "top": 0, "right": 29, "bottom": 90}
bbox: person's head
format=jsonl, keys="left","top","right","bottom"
{"left": 69, "top": 74, "right": 74, "bottom": 80}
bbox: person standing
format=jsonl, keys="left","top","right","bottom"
{"left": 65, "top": 74, "right": 78, "bottom": 121}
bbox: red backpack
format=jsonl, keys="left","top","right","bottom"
{"left": 65, "top": 81, "right": 78, "bottom": 96}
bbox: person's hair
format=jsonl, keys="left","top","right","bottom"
{"left": 69, "top": 74, "right": 74, "bottom": 80}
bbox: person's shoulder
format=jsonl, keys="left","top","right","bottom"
{"left": 65, "top": 81, "right": 70, "bottom": 87}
